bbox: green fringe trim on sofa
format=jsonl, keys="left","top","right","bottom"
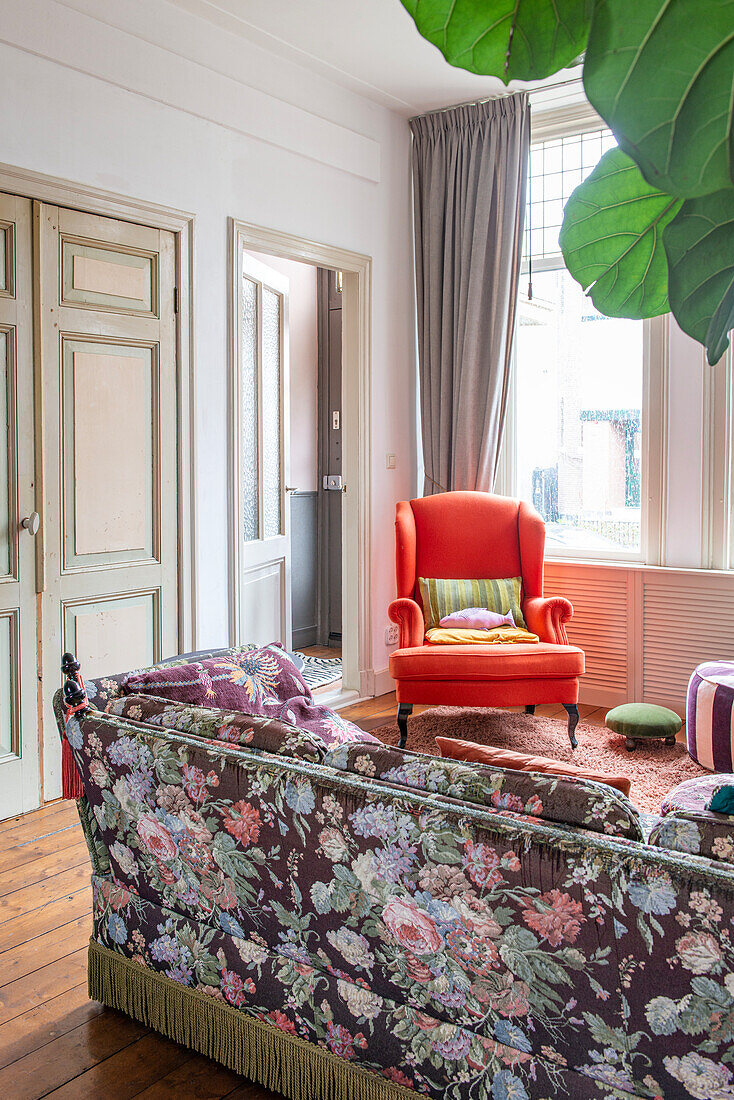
{"left": 88, "top": 939, "right": 416, "bottom": 1099}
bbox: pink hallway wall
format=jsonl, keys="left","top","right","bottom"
{"left": 247, "top": 251, "right": 319, "bottom": 493}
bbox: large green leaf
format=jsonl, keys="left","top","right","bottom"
{"left": 400, "top": 0, "right": 592, "bottom": 82}
{"left": 663, "top": 187, "right": 734, "bottom": 365}
{"left": 559, "top": 148, "right": 681, "bottom": 318}
{"left": 584, "top": 0, "right": 734, "bottom": 198}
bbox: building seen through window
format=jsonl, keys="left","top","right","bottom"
{"left": 514, "top": 130, "right": 643, "bottom": 556}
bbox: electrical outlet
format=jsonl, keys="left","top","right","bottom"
{"left": 385, "top": 623, "right": 399, "bottom": 646}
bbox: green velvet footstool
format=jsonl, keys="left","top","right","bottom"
{"left": 605, "top": 703, "right": 682, "bottom": 752}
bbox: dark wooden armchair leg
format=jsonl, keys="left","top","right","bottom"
{"left": 564, "top": 703, "right": 579, "bottom": 749}
{"left": 524, "top": 705, "right": 536, "bottom": 715}
{"left": 397, "top": 703, "right": 413, "bottom": 749}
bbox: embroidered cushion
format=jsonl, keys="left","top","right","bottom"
{"left": 123, "top": 644, "right": 375, "bottom": 750}
{"left": 648, "top": 774, "right": 734, "bottom": 865}
{"left": 124, "top": 644, "right": 310, "bottom": 711}
{"left": 107, "top": 694, "right": 329, "bottom": 762}
{"left": 417, "top": 576, "right": 527, "bottom": 631}
{"left": 85, "top": 645, "right": 269, "bottom": 706}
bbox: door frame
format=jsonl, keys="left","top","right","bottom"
{"left": 228, "top": 219, "right": 372, "bottom": 704}
{"left": 0, "top": 161, "right": 196, "bottom": 802}
{"left": 316, "top": 268, "right": 342, "bottom": 648}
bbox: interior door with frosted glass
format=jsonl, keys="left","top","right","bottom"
{"left": 237, "top": 253, "right": 291, "bottom": 647}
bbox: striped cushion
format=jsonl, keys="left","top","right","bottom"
{"left": 417, "top": 576, "right": 526, "bottom": 632}
{"left": 687, "top": 662, "right": 734, "bottom": 771}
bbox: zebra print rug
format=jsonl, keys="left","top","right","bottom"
{"left": 297, "top": 653, "right": 342, "bottom": 690}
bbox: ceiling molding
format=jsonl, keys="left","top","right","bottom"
{"left": 1, "top": 0, "right": 382, "bottom": 182}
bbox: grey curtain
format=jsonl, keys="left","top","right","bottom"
{"left": 410, "top": 93, "right": 530, "bottom": 494}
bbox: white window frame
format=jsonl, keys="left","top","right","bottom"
{"left": 496, "top": 122, "right": 668, "bottom": 566}
{"left": 701, "top": 344, "right": 734, "bottom": 569}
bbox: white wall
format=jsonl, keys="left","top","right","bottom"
{"left": 0, "top": 0, "right": 416, "bottom": 678}
{"left": 247, "top": 252, "right": 319, "bottom": 494}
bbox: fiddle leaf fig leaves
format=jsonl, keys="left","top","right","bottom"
{"left": 584, "top": 0, "right": 734, "bottom": 198}
{"left": 663, "top": 188, "right": 734, "bottom": 365}
{"left": 399, "top": 0, "right": 734, "bottom": 363}
{"left": 559, "top": 149, "right": 681, "bottom": 319}
{"left": 399, "top": 0, "right": 593, "bottom": 82}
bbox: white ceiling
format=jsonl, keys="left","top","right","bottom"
{"left": 166, "top": 0, "right": 585, "bottom": 116}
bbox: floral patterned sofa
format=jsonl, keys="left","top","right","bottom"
{"left": 56, "top": 648, "right": 734, "bottom": 1100}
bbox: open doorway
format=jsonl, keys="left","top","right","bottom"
{"left": 244, "top": 253, "right": 342, "bottom": 695}
{"left": 229, "top": 221, "right": 371, "bottom": 706}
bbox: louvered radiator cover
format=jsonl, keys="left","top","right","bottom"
{"left": 543, "top": 562, "right": 734, "bottom": 715}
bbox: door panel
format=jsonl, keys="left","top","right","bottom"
{"left": 0, "top": 219, "right": 15, "bottom": 297}
{"left": 0, "top": 329, "right": 12, "bottom": 577}
{"left": 63, "top": 590, "right": 158, "bottom": 680}
{"left": 236, "top": 252, "right": 291, "bottom": 647}
{"left": 61, "top": 237, "right": 156, "bottom": 314}
{"left": 62, "top": 339, "right": 155, "bottom": 565}
{"left": 42, "top": 205, "right": 178, "bottom": 799}
{"left": 241, "top": 562, "right": 285, "bottom": 643}
{"left": 0, "top": 194, "right": 40, "bottom": 816}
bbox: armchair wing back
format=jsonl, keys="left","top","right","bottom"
{"left": 395, "top": 491, "right": 545, "bottom": 605}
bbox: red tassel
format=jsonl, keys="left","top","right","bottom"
{"left": 62, "top": 733, "right": 84, "bottom": 799}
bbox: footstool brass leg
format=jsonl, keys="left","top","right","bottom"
{"left": 563, "top": 704, "right": 579, "bottom": 749}
{"left": 626, "top": 737, "right": 636, "bottom": 752}
{"left": 397, "top": 703, "right": 413, "bottom": 749}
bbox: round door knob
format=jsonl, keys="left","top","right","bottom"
{"left": 21, "top": 512, "right": 40, "bottom": 536}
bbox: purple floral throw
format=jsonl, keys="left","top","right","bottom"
{"left": 123, "top": 643, "right": 375, "bottom": 750}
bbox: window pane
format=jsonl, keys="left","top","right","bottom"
{"left": 241, "top": 275, "right": 259, "bottom": 542}
{"left": 525, "top": 127, "right": 614, "bottom": 262}
{"left": 515, "top": 269, "right": 643, "bottom": 554}
{"left": 261, "top": 287, "right": 282, "bottom": 538}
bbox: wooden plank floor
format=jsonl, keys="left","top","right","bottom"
{"left": 0, "top": 693, "right": 613, "bottom": 1098}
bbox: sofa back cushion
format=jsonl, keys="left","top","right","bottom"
{"left": 323, "top": 741, "right": 643, "bottom": 840}
{"left": 107, "top": 694, "right": 329, "bottom": 762}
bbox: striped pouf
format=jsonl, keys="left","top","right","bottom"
{"left": 687, "top": 662, "right": 734, "bottom": 771}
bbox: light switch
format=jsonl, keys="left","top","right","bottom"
{"left": 386, "top": 453, "right": 396, "bottom": 469}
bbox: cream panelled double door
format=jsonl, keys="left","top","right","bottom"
{"left": 0, "top": 194, "right": 179, "bottom": 817}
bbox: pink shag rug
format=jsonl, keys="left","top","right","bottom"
{"left": 367, "top": 707, "right": 708, "bottom": 814}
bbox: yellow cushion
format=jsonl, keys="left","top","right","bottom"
{"left": 425, "top": 626, "right": 539, "bottom": 645}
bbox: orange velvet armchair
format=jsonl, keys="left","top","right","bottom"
{"left": 387, "top": 492, "right": 585, "bottom": 749}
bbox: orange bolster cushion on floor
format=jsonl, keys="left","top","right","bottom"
{"left": 436, "top": 737, "right": 631, "bottom": 798}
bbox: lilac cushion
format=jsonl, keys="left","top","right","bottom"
{"left": 123, "top": 643, "right": 375, "bottom": 749}
{"left": 439, "top": 606, "right": 517, "bottom": 630}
